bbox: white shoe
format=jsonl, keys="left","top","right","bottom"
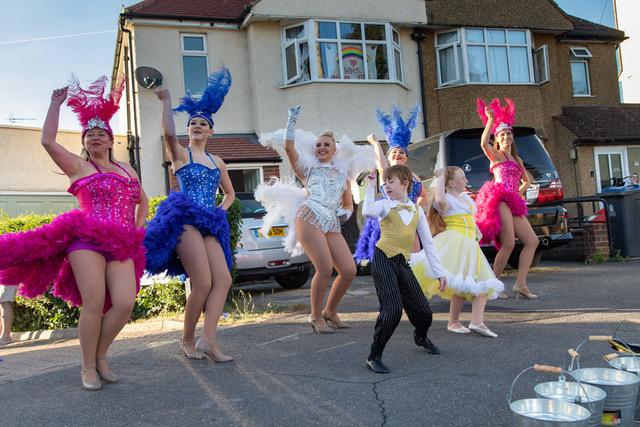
{"left": 447, "top": 323, "right": 471, "bottom": 334}
{"left": 469, "top": 323, "right": 498, "bottom": 338}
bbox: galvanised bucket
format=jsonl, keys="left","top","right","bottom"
{"left": 569, "top": 337, "right": 640, "bottom": 427}
{"left": 534, "top": 381, "right": 606, "bottom": 427}
{"left": 510, "top": 365, "right": 591, "bottom": 426}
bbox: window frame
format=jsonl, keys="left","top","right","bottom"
{"left": 226, "top": 164, "right": 267, "bottom": 193}
{"left": 434, "top": 28, "right": 539, "bottom": 87}
{"left": 281, "top": 19, "right": 402, "bottom": 86}
{"left": 570, "top": 58, "right": 592, "bottom": 97}
{"left": 281, "top": 22, "right": 310, "bottom": 85}
{"left": 533, "top": 44, "right": 550, "bottom": 84}
{"left": 180, "top": 34, "right": 209, "bottom": 96}
{"left": 569, "top": 46, "right": 592, "bottom": 59}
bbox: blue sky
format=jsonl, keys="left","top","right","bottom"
{"left": 0, "top": 0, "right": 617, "bottom": 133}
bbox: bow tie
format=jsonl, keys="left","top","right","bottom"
{"left": 394, "top": 203, "right": 413, "bottom": 212}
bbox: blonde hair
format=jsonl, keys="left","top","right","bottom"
{"left": 428, "top": 166, "right": 463, "bottom": 236}
{"left": 319, "top": 130, "right": 335, "bottom": 143}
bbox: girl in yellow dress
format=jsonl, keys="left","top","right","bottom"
{"left": 411, "top": 167, "right": 504, "bottom": 337}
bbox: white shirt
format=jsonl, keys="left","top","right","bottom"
{"left": 362, "top": 183, "right": 446, "bottom": 278}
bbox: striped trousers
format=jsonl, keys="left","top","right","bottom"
{"left": 369, "top": 248, "right": 433, "bottom": 358}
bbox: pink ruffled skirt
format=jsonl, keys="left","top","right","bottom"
{"left": 0, "top": 209, "right": 145, "bottom": 312}
{"left": 474, "top": 181, "right": 528, "bottom": 249}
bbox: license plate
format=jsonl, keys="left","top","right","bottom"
{"left": 254, "top": 226, "right": 286, "bottom": 238}
{"left": 526, "top": 184, "right": 539, "bottom": 204}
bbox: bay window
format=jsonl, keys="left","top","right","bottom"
{"left": 435, "top": 28, "right": 548, "bottom": 87}
{"left": 282, "top": 20, "right": 403, "bottom": 85}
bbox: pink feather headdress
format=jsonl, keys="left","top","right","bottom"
{"left": 66, "top": 74, "right": 125, "bottom": 137}
{"left": 476, "top": 97, "right": 516, "bottom": 135}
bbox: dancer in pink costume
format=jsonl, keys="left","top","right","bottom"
{"left": 0, "top": 77, "right": 148, "bottom": 390}
{"left": 474, "top": 98, "right": 538, "bottom": 300}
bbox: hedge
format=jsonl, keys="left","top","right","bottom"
{"left": 1, "top": 193, "right": 242, "bottom": 332}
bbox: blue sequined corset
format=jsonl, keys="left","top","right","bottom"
{"left": 175, "top": 148, "right": 220, "bottom": 210}
{"left": 408, "top": 177, "right": 423, "bottom": 203}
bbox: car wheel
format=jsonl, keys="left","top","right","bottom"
{"left": 275, "top": 267, "right": 310, "bottom": 289}
{"left": 507, "top": 248, "right": 543, "bottom": 269}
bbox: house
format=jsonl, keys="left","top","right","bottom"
{"left": 416, "top": 0, "right": 634, "bottom": 197}
{"left": 113, "top": 0, "right": 636, "bottom": 200}
{"left": 0, "top": 125, "right": 128, "bottom": 216}
{"left": 113, "top": 0, "right": 428, "bottom": 197}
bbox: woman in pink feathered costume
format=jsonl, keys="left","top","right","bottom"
{"left": 0, "top": 78, "right": 148, "bottom": 391}
{"left": 474, "top": 98, "right": 539, "bottom": 300}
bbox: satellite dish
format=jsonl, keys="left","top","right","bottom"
{"left": 135, "top": 66, "right": 163, "bottom": 89}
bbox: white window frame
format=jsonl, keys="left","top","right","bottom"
{"left": 281, "top": 22, "right": 310, "bottom": 85}
{"left": 570, "top": 58, "right": 592, "bottom": 97}
{"left": 435, "top": 28, "right": 538, "bottom": 87}
{"left": 533, "top": 44, "right": 550, "bottom": 84}
{"left": 181, "top": 34, "right": 209, "bottom": 95}
{"left": 281, "top": 20, "right": 402, "bottom": 86}
{"left": 570, "top": 46, "right": 592, "bottom": 59}
{"left": 436, "top": 42, "right": 461, "bottom": 86}
{"left": 226, "top": 163, "right": 268, "bottom": 192}
{"left": 594, "top": 147, "right": 628, "bottom": 192}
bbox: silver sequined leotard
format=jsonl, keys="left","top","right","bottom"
{"left": 296, "top": 164, "right": 346, "bottom": 233}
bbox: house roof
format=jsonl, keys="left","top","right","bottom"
{"left": 123, "top": 0, "right": 255, "bottom": 22}
{"left": 556, "top": 105, "right": 640, "bottom": 145}
{"left": 559, "top": 15, "right": 626, "bottom": 42}
{"left": 175, "top": 134, "right": 281, "bottom": 163}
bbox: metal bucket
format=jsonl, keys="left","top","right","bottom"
{"left": 606, "top": 354, "right": 640, "bottom": 426}
{"left": 509, "top": 365, "right": 591, "bottom": 426}
{"left": 534, "top": 381, "right": 606, "bottom": 427}
{"left": 571, "top": 368, "right": 639, "bottom": 426}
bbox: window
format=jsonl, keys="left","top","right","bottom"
{"left": 533, "top": 44, "right": 549, "bottom": 84}
{"left": 435, "top": 28, "right": 537, "bottom": 87}
{"left": 281, "top": 20, "right": 403, "bottom": 85}
{"left": 181, "top": 34, "right": 209, "bottom": 95}
{"left": 227, "top": 166, "right": 265, "bottom": 193}
{"left": 570, "top": 47, "right": 592, "bottom": 96}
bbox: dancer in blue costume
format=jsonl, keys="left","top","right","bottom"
{"left": 145, "top": 68, "right": 235, "bottom": 362}
{"left": 354, "top": 106, "right": 429, "bottom": 265}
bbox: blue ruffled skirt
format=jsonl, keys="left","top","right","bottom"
{"left": 144, "top": 192, "right": 233, "bottom": 276}
{"left": 354, "top": 216, "right": 380, "bottom": 264}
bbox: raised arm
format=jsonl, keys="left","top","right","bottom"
{"left": 480, "top": 106, "right": 501, "bottom": 163}
{"left": 367, "top": 134, "right": 388, "bottom": 177}
{"left": 41, "top": 87, "right": 84, "bottom": 177}
{"left": 155, "top": 87, "right": 187, "bottom": 165}
{"left": 432, "top": 168, "right": 448, "bottom": 213}
{"left": 283, "top": 105, "right": 306, "bottom": 182}
{"left": 362, "top": 172, "right": 389, "bottom": 218}
{"left": 215, "top": 156, "right": 236, "bottom": 211}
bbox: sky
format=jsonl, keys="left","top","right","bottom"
{"left": 0, "top": 0, "right": 630, "bottom": 133}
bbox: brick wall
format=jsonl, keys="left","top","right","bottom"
{"left": 543, "top": 223, "right": 610, "bottom": 261}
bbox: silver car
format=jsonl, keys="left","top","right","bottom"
{"left": 234, "top": 193, "right": 311, "bottom": 289}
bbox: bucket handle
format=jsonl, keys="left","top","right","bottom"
{"left": 569, "top": 336, "right": 637, "bottom": 372}
{"left": 507, "top": 365, "right": 596, "bottom": 414}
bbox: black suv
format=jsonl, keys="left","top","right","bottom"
{"left": 407, "top": 127, "right": 572, "bottom": 267}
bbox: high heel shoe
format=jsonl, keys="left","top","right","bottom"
{"left": 512, "top": 284, "right": 538, "bottom": 299}
{"left": 81, "top": 368, "right": 102, "bottom": 391}
{"left": 180, "top": 339, "right": 205, "bottom": 360}
{"left": 322, "top": 311, "right": 350, "bottom": 329}
{"left": 308, "top": 317, "right": 334, "bottom": 334}
{"left": 196, "top": 337, "right": 234, "bottom": 363}
{"left": 96, "top": 359, "right": 118, "bottom": 383}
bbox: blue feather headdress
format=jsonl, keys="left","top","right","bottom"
{"left": 174, "top": 67, "right": 232, "bottom": 128}
{"left": 376, "top": 104, "right": 420, "bottom": 154}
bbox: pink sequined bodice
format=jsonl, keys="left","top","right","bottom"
{"left": 68, "top": 173, "right": 140, "bottom": 226}
{"left": 490, "top": 160, "right": 523, "bottom": 193}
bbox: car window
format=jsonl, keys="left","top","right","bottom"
{"left": 239, "top": 198, "right": 267, "bottom": 218}
{"left": 445, "top": 130, "right": 557, "bottom": 190}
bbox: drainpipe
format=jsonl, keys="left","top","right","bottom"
{"left": 119, "top": 17, "right": 142, "bottom": 179}
{"left": 411, "top": 28, "right": 428, "bottom": 138}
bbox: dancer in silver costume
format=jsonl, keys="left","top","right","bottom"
{"left": 284, "top": 106, "right": 356, "bottom": 334}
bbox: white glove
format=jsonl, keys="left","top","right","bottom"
{"left": 285, "top": 105, "right": 301, "bottom": 141}
{"left": 336, "top": 207, "right": 353, "bottom": 224}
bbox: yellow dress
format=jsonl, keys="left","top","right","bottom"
{"left": 410, "top": 193, "right": 504, "bottom": 301}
